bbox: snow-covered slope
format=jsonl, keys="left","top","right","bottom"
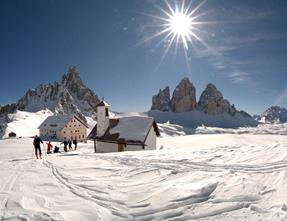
{"left": 1, "top": 131, "right": 287, "bottom": 220}
{"left": 159, "top": 121, "right": 287, "bottom": 136}
{"left": 0, "top": 110, "right": 96, "bottom": 139}
{"left": 148, "top": 109, "right": 258, "bottom": 129}
{"left": 0, "top": 110, "right": 53, "bottom": 138}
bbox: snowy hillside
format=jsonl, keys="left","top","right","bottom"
{"left": 1, "top": 130, "right": 287, "bottom": 220}
{"left": 159, "top": 121, "right": 287, "bottom": 136}
{"left": 0, "top": 110, "right": 96, "bottom": 139}
{"left": 148, "top": 110, "right": 258, "bottom": 129}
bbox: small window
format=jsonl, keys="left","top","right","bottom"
{"left": 105, "top": 108, "right": 109, "bottom": 117}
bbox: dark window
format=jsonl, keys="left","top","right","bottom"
{"left": 105, "top": 108, "right": 109, "bottom": 117}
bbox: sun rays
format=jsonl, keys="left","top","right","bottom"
{"left": 141, "top": 0, "right": 210, "bottom": 66}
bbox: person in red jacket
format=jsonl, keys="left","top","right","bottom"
{"left": 46, "top": 141, "right": 53, "bottom": 154}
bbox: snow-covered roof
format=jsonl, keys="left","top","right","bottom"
{"left": 96, "top": 101, "right": 110, "bottom": 107}
{"left": 38, "top": 115, "right": 88, "bottom": 130}
{"left": 88, "top": 116, "right": 160, "bottom": 144}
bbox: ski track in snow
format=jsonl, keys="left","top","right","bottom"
{"left": 0, "top": 159, "right": 28, "bottom": 221}
{"left": 1, "top": 132, "right": 287, "bottom": 220}
{"left": 42, "top": 157, "right": 219, "bottom": 221}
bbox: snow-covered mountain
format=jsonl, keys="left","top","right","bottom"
{"left": 151, "top": 78, "right": 257, "bottom": 127}
{"left": 260, "top": 106, "right": 287, "bottom": 123}
{"left": 0, "top": 67, "right": 100, "bottom": 121}
{"left": 0, "top": 67, "right": 100, "bottom": 138}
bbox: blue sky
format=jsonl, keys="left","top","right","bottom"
{"left": 0, "top": 0, "right": 287, "bottom": 114}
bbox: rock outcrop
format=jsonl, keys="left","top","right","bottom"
{"left": 260, "top": 106, "right": 287, "bottom": 123}
{"left": 196, "top": 83, "right": 237, "bottom": 116}
{"left": 0, "top": 66, "right": 100, "bottom": 122}
{"left": 150, "top": 78, "right": 253, "bottom": 120}
{"left": 171, "top": 78, "right": 196, "bottom": 112}
{"left": 151, "top": 86, "right": 171, "bottom": 112}
{"left": 197, "top": 83, "right": 224, "bottom": 115}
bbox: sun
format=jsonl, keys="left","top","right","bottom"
{"left": 141, "top": 0, "right": 209, "bottom": 64}
{"left": 167, "top": 10, "right": 194, "bottom": 49}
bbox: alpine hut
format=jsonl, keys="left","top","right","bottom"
{"left": 88, "top": 101, "right": 160, "bottom": 153}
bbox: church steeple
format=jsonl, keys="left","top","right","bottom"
{"left": 96, "top": 101, "right": 110, "bottom": 137}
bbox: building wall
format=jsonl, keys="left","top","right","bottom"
{"left": 97, "top": 106, "right": 109, "bottom": 137}
{"left": 96, "top": 141, "right": 118, "bottom": 153}
{"left": 39, "top": 129, "right": 57, "bottom": 139}
{"left": 125, "top": 144, "right": 144, "bottom": 151}
{"left": 144, "top": 127, "right": 157, "bottom": 150}
{"left": 39, "top": 116, "right": 87, "bottom": 142}
{"left": 95, "top": 126, "right": 157, "bottom": 153}
{"left": 60, "top": 117, "right": 87, "bottom": 141}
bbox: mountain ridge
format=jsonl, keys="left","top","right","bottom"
{"left": 0, "top": 66, "right": 100, "bottom": 123}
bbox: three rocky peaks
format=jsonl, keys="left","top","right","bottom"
{"left": 151, "top": 78, "right": 242, "bottom": 116}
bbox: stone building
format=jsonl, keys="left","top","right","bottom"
{"left": 38, "top": 115, "right": 88, "bottom": 141}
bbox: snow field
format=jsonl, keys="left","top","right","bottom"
{"left": 0, "top": 132, "right": 287, "bottom": 220}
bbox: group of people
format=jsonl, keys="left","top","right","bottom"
{"left": 61, "top": 139, "right": 78, "bottom": 152}
{"left": 33, "top": 135, "right": 78, "bottom": 159}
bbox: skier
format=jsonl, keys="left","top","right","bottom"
{"left": 73, "top": 137, "right": 78, "bottom": 150}
{"left": 46, "top": 141, "right": 53, "bottom": 154}
{"left": 68, "top": 140, "right": 72, "bottom": 150}
{"left": 62, "top": 140, "right": 68, "bottom": 152}
{"left": 33, "top": 135, "right": 43, "bottom": 159}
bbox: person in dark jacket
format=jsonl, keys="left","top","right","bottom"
{"left": 62, "top": 140, "right": 68, "bottom": 152}
{"left": 53, "top": 146, "right": 60, "bottom": 153}
{"left": 73, "top": 138, "right": 78, "bottom": 150}
{"left": 33, "top": 135, "right": 43, "bottom": 159}
{"left": 68, "top": 140, "right": 72, "bottom": 150}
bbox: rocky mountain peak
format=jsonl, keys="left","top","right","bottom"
{"left": 151, "top": 86, "right": 171, "bottom": 112}
{"left": 61, "top": 66, "right": 82, "bottom": 86}
{"left": 0, "top": 67, "right": 101, "bottom": 122}
{"left": 151, "top": 79, "right": 244, "bottom": 117}
{"left": 197, "top": 83, "right": 224, "bottom": 115}
{"left": 171, "top": 77, "right": 196, "bottom": 112}
{"left": 261, "top": 106, "right": 287, "bottom": 123}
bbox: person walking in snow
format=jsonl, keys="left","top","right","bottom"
{"left": 73, "top": 137, "right": 78, "bottom": 150}
{"left": 62, "top": 140, "right": 68, "bottom": 152}
{"left": 68, "top": 140, "right": 72, "bottom": 150}
{"left": 46, "top": 141, "right": 53, "bottom": 154}
{"left": 33, "top": 135, "right": 43, "bottom": 159}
